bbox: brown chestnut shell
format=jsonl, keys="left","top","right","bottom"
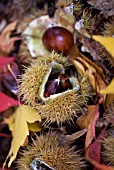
{"left": 42, "top": 26, "right": 74, "bottom": 53}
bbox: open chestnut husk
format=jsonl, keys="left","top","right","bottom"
{"left": 42, "top": 26, "right": 74, "bottom": 54}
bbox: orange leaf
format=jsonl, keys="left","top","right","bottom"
{"left": 69, "top": 48, "right": 106, "bottom": 99}
{"left": 77, "top": 105, "right": 98, "bottom": 130}
{"left": 0, "top": 21, "right": 20, "bottom": 54}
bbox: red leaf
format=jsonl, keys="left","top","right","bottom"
{"left": 85, "top": 128, "right": 114, "bottom": 170}
{"left": 0, "top": 91, "right": 19, "bottom": 112}
{"left": 85, "top": 105, "right": 99, "bottom": 149}
{"left": 0, "top": 56, "right": 14, "bottom": 69}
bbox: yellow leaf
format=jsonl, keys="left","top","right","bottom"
{"left": 92, "top": 36, "right": 114, "bottom": 57}
{"left": 4, "top": 113, "right": 16, "bottom": 132}
{"left": 28, "top": 122, "right": 42, "bottom": 132}
{"left": 100, "top": 79, "right": 114, "bottom": 94}
{"left": 3, "top": 105, "right": 41, "bottom": 168}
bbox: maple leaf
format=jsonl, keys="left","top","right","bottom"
{"left": 0, "top": 91, "right": 19, "bottom": 112}
{"left": 3, "top": 105, "right": 41, "bottom": 168}
{"left": 0, "top": 21, "right": 20, "bottom": 55}
{"left": 92, "top": 36, "right": 114, "bottom": 57}
{"left": 100, "top": 79, "right": 114, "bottom": 94}
{"left": 0, "top": 56, "right": 14, "bottom": 69}
{"left": 85, "top": 128, "right": 114, "bottom": 170}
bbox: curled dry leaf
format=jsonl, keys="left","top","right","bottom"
{"left": 3, "top": 105, "right": 41, "bottom": 168}
{"left": 0, "top": 21, "right": 20, "bottom": 55}
{"left": 69, "top": 46, "right": 106, "bottom": 99}
{"left": 76, "top": 105, "right": 98, "bottom": 130}
{"left": 84, "top": 105, "right": 99, "bottom": 149}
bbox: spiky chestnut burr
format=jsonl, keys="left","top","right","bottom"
{"left": 56, "top": 0, "right": 73, "bottom": 8}
{"left": 103, "top": 135, "right": 114, "bottom": 166}
{"left": 19, "top": 51, "right": 91, "bottom": 124}
{"left": 19, "top": 52, "right": 66, "bottom": 106}
{"left": 36, "top": 77, "right": 91, "bottom": 125}
{"left": 16, "top": 133, "right": 85, "bottom": 170}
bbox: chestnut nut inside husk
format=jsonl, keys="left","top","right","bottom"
{"left": 42, "top": 26, "right": 74, "bottom": 53}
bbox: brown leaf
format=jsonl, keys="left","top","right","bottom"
{"left": 69, "top": 47, "right": 106, "bottom": 99}
{"left": 0, "top": 21, "right": 20, "bottom": 54}
{"left": 77, "top": 105, "right": 98, "bottom": 129}
{"left": 85, "top": 105, "right": 99, "bottom": 149}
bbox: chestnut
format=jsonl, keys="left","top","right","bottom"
{"left": 42, "top": 26, "right": 74, "bottom": 53}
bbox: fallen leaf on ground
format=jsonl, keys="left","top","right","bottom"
{"left": 77, "top": 105, "right": 98, "bottom": 130}
{"left": 100, "top": 79, "right": 114, "bottom": 94}
{"left": 92, "top": 36, "right": 114, "bottom": 57}
{"left": 0, "top": 21, "right": 20, "bottom": 54}
{"left": 85, "top": 105, "right": 99, "bottom": 149}
{"left": 0, "top": 91, "right": 19, "bottom": 112}
{"left": 69, "top": 47, "right": 106, "bottom": 98}
{"left": 105, "top": 94, "right": 114, "bottom": 107}
{"left": 85, "top": 128, "right": 114, "bottom": 170}
{"left": 3, "top": 105, "right": 41, "bottom": 168}
{"left": 0, "top": 56, "right": 14, "bottom": 69}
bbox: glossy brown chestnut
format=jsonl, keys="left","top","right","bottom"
{"left": 42, "top": 26, "right": 74, "bottom": 53}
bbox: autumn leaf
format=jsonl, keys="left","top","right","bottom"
{"left": 0, "top": 92, "right": 19, "bottom": 112}
{"left": 85, "top": 105, "right": 99, "bottom": 149}
{"left": 3, "top": 105, "right": 41, "bottom": 168}
{"left": 85, "top": 128, "right": 114, "bottom": 170}
{"left": 105, "top": 94, "right": 114, "bottom": 107}
{"left": 0, "top": 21, "right": 20, "bottom": 55}
{"left": 92, "top": 36, "right": 114, "bottom": 57}
{"left": 69, "top": 47, "right": 106, "bottom": 97}
{"left": 100, "top": 79, "right": 114, "bottom": 94}
{"left": 0, "top": 56, "right": 14, "bottom": 69}
{"left": 77, "top": 105, "right": 98, "bottom": 129}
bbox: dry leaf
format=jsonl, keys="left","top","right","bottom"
{"left": 3, "top": 105, "right": 41, "bottom": 168}
{"left": 92, "top": 36, "right": 114, "bottom": 57}
{"left": 85, "top": 105, "right": 99, "bottom": 149}
{"left": 77, "top": 105, "right": 98, "bottom": 129}
{"left": 71, "top": 55, "right": 106, "bottom": 94}
{"left": 0, "top": 21, "right": 20, "bottom": 54}
{"left": 28, "top": 122, "right": 42, "bottom": 132}
{"left": 105, "top": 94, "right": 114, "bottom": 107}
{"left": 100, "top": 79, "right": 114, "bottom": 94}
{"left": 85, "top": 128, "right": 114, "bottom": 170}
